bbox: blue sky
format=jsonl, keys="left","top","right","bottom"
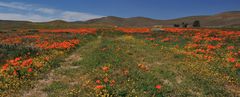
{"left": 0, "top": 0, "right": 239, "bottom": 22}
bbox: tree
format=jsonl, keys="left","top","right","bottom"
{"left": 173, "top": 24, "right": 180, "bottom": 27}
{"left": 193, "top": 20, "right": 200, "bottom": 27}
{"left": 181, "top": 22, "right": 188, "bottom": 28}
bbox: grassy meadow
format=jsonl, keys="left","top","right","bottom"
{"left": 0, "top": 28, "right": 239, "bottom": 97}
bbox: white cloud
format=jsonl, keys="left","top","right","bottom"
{"left": 61, "top": 11, "right": 102, "bottom": 21}
{"left": 36, "top": 8, "right": 58, "bottom": 14}
{"left": 0, "top": 2, "right": 31, "bottom": 10}
{"left": 0, "top": 1, "right": 103, "bottom": 22}
{"left": 0, "top": 13, "right": 53, "bottom": 22}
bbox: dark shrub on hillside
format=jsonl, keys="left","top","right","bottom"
{"left": 173, "top": 24, "right": 180, "bottom": 27}
{"left": 181, "top": 22, "right": 188, "bottom": 28}
{"left": 193, "top": 20, "right": 200, "bottom": 27}
{"left": 28, "top": 29, "right": 39, "bottom": 33}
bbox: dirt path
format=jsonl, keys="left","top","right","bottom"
{"left": 22, "top": 38, "right": 101, "bottom": 97}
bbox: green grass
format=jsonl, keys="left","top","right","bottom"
{"left": 43, "top": 81, "right": 69, "bottom": 96}
{"left": 36, "top": 32, "right": 238, "bottom": 96}
{"left": 2, "top": 31, "right": 239, "bottom": 97}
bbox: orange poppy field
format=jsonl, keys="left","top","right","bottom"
{"left": 0, "top": 27, "right": 239, "bottom": 96}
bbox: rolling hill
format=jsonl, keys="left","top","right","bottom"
{"left": 86, "top": 11, "right": 240, "bottom": 27}
{"left": 0, "top": 11, "right": 240, "bottom": 29}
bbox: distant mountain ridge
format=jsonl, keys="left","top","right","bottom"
{"left": 0, "top": 11, "right": 240, "bottom": 29}
{"left": 85, "top": 11, "right": 240, "bottom": 27}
